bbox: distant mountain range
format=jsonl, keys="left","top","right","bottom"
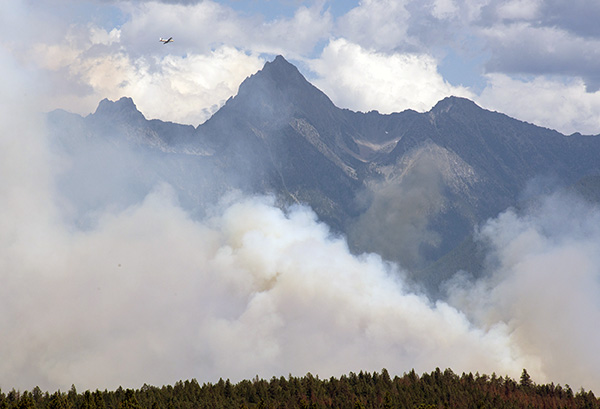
{"left": 47, "top": 55, "right": 600, "bottom": 295}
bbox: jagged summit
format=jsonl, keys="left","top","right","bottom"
{"left": 48, "top": 54, "right": 600, "bottom": 296}
{"left": 272, "top": 54, "right": 290, "bottom": 64}
{"left": 258, "top": 55, "right": 308, "bottom": 88}
{"left": 92, "top": 97, "right": 146, "bottom": 123}
{"left": 237, "top": 55, "right": 331, "bottom": 101}
{"left": 235, "top": 55, "right": 310, "bottom": 97}
{"left": 430, "top": 96, "right": 481, "bottom": 115}
{"left": 214, "top": 55, "right": 338, "bottom": 129}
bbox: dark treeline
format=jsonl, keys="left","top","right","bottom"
{"left": 2, "top": 368, "right": 599, "bottom": 409}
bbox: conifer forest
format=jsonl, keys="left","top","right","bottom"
{"left": 3, "top": 369, "right": 599, "bottom": 409}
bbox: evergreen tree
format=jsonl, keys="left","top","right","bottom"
{"left": 17, "top": 392, "right": 36, "bottom": 409}
{"left": 47, "top": 392, "right": 70, "bottom": 409}
{"left": 91, "top": 391, "right": 104, "bottom": 409}
{"left": 520, "top": 369, "right": 533, "bottom": 389}
{"left": 3, "top": 367, "right": 600, "bottom": 409}
{"left": 118, "top": 390, "right": 141, "bottom": 409}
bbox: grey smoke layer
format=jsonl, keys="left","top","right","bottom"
{"left": 1, "top": 46, "right": 599, "bottom": 394}
{"left": 447, "top": 190, "right": 600, "bottom": 391}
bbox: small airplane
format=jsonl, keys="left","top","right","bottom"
{"left": 159, "top": 37, "right": 173, "bottom": 44}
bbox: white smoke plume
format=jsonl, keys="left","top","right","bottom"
{"left": 446, "top": 190, "right": 600, "bottom": 392}
{"left": 0, "top": 44, "right": 535, "bottom": 389}
{"left": 2, "top": 13, "right": 600, "bottom": 395}
{"left": 0, "top": 173, "right": 537, "bottom": 391}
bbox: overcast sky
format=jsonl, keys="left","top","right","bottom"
{"left": 4, "top": 0, "right": 600, "bottom": 134}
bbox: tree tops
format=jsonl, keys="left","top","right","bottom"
{"left": 0, "top": 368, "right": 598, "bottom": 409}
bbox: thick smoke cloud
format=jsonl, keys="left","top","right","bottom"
{"left": 0, "top": 152, "right": 535, "bottom": 391}
{"left": 446, "top": 191, "right": 600, "bottom": 391}
{"left": 5, "top": 3, "right": 600, "bottom": 394}
{"left": 1, "top": 44, "right": 536, "bottom": 391}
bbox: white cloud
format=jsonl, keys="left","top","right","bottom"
{"left": 477, "top": 73, "right": 600, "bottom": 134}
{"left": 495, "top": 0, "right": 542, "bottom": 20}
{"left": 104, "top": 47, "right": 265, "bottom": 125}
{"left": 120, "top": 1, "right": 330, "bottom": 57}
{"left": 256, "top": 4, "right": 333, "bottom": 57}
{"left": 27, "top": 19, "right": 265, "bottom": 125}
{"left": 431, "top": 0, "right": 459, "bottom": 20}
{"left": 121, "top": 1, "right": 248, "bottom": 54}
{"left": 461, "top": 0, "right": 489, "bottom": 22}
{"left": 309, "top": 38, "right": 473, "bottom": 114}
{"left": 15, "top": 0, "right": 600, "bottom": 135}
{"left": 18, "top": 0, "right": 333, "bottom": 124}
{"left": 90, "top": 26, "right": 121, "bottom": 46}
{"left": 10, "top": 0, "right": 600, "bottom": 134}
{"left": 336, "top": 0, "right": 413, "bottom": 51}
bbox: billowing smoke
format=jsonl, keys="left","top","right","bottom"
{"left": 2, "top": 33, "right": 600, "bottom": 396}
{"left": 446, "top": 190, "right": 600, "bottom": 391}
{"left": 0, "top": 165, "right": 536, "bottom": 390}
{"left": 0, "top": 46, "right": 533, "bottom": 390}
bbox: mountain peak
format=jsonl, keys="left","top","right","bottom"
{"left": 218, "top": 55, "right": 336, "bottom": 128}
{"left": 430, "top": 96, "right": 480, "bottom": 115}
{"left": 271, "top": 54, "right": 290, "bottom": 65}
{"left": 243, "top": 54, "right": 308, "bottom": 91}
{"left": 92, "top": 97, "right": 146, "bottom": 123}
{"left": 263, "top": 55, "right": 298, "bottom": 75}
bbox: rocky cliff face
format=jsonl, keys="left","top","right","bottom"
{"left": 47, "top": 55, "right": 600, "bottom": 293}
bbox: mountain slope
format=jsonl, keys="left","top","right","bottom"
{"left": 196, "top": 55, "right": 366, "bottom": 228}
{"left": 47, "top": 55, "right": 600, "bottom": 294}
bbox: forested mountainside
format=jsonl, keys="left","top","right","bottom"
{"left": 4, "top": 369, "right": 599, "bottom": 409}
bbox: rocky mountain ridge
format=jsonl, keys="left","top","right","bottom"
{"left": 47, "top": 55, "right": 600, "bottom": 294}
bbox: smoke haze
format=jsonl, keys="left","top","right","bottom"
{"left": 0, "top": 52, "right": 530, "bottom": 390}
{"left": 2, "top": 33, "right": 600, "bottom": 396}
{"left": 348, "top": 148, "right": 445, "bottom": 270}
{"left": 0, "top": 181, "right": 538, "bottom": 391}
{"left": 446, "top": 191, "right": 600, "bottom": 391}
